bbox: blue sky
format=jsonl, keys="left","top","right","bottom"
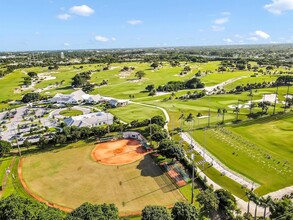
{"left": 1, "top": 0, "right": 293, "bottom": 51}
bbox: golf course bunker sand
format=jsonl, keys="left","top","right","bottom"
{"left": 91, "top": 139, "right": 146, "bottom": 165}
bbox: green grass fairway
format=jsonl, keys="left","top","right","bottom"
{"left": 59, "top": 109, "right": 83, "bottom": 117}
{"left": 191, "top": 114, "right": 293, "bottom": 195}
{"left": 21, "top": 141, "right": 185, "bottom": 214}
{"left": 109, "top": 104, "right": 165, "bottom": 123}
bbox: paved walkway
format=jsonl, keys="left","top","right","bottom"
{"left": 130, "top": 102, "right": 170, "bottom": 131}
{"left": 181, "top": 132, "right": 256, "bottom": 189}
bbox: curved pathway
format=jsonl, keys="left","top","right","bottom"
{"left": 130, "top": 101, "right": 170, "bottom": 131}
{"left": 49, "top": 106, "right": 91, "bottom": 119}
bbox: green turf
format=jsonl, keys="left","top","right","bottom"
{"left": 109, "top": 103, "right": 165, "bottom": 123}
{"left": 190, "top": 114, "right": 293, "bottom": 195}
{"left": 0, "top": 70, "right": 26, "bottom": 109}
{"left": 59, "top": 109, "right": 83, "bottom": 117}
{"left": 21, "top": 140, "right": 185, "bottom": 214}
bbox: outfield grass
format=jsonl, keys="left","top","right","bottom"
{"left": 190, "top": 114, "right": 293, "bottom": 195}
{"left": 59, "top": 109, "right": 83, "bottom": 117}
{"left": 21, "top": 141, "right": 185, "bottom": 214}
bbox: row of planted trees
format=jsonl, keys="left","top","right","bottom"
{"left": 4, "top": 191, "right": 285, "bottom": 220}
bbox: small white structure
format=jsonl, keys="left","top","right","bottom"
{"left": 109, "top": 99, "right": 129, "bottom": 107}
{"left": 123, "top": 132, "right": 147, "bottom": 143}
{"left": 263, "top": 94, "right": 277, "bottom": 103}
{"left": 86, "top": 94, "right": 102, "bottom": 104}
{"left": 50, "top": 90, "right": 86, "bottom": 104}
{"left": 64, "top": 112, "right": 114, "bottom": 128}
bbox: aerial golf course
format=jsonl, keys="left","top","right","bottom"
{"left": 0, "top": 60, "right": 292, "bottom": 215}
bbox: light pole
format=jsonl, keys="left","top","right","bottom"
{"left": 273, "top": 85, "right": 278, "bottom": 115}
{"left": 191, "top": 153, "right": 195, "bottom": 204}
{"left": 149, "top": 118, "right": 152, "bottom": 145}
{"left": 12, "top": 123, "right": 21, "bottom": 157}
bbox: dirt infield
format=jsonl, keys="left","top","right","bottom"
{"left": 91, "top": 139, "right": 146, "bottom": 165}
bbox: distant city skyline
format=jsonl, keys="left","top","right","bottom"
{"left": 1, "top": 0, "right": 293, "bottom": 51}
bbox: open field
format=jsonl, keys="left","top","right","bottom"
{"left": 108, "top": 103, "right": 165, "bottom": 123}
{"left": 190, "top": 114, "right": 293, "bottom": 195}
{"left": 21, "top": 141, "right": 185, "bottom": 214}
{"left": 0, "top": 70, "right": 26, "bottom": 109}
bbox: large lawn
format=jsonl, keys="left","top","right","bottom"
{"left": 59, "top": 109, "right": 83, "bottom": 117}
{"left": 190, "top": 115, "right": 293, "bottom": 195}
{"left": 21, "top": 141, "right": 185, "bottom": 214}
{"left": 108, "top": 103, "right": 165, "bottom": 123}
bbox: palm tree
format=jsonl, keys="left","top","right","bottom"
{"left": 222, "top": 108, "right": 227, "bottom": 124}
{"left": 185, "top": 113, "right": 195, "bottom": 131}
{"left": 246, "top": 191, "right": 254, "bottom": 214}
{"left": 217, "top": 108, "right": 221, "bottom": 124}
{"left": 259, "top": 196, "right": 272, "bottom": 219}
{"left": 252, "top": 194, "right": 259, "bottom": 220}
{"left": 233, "top": 106, "right": 240, "bottom": 122}
{"left": 178, "top": 112, "right": 185, "bottom": 133}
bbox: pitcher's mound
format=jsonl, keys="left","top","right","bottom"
{"left": 91, "top": 139, "right": 146, "bottom": 165}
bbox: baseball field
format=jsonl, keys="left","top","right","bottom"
{"left": 19, "top": 140, "right": 185, "bottom": 214}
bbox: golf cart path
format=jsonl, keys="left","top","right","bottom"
{"left": 204, "top": 76, "right": 249, "bottom": 93}
{"left": 130, "top": 101, "right": 170, "bottom": 131}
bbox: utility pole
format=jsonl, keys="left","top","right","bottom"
{"left": 284, "top": 84, "right": 290, "bottom": 113}
{"left": 13, "top": 124, "right": 21, "bottom": 157}
{"left": 149, "top": 118, "right": 152, "bottom": 145}
{"left": 249, "top": 83, "right": 253, "bottom": 116}
{"left": 273, "top": 85, "right": 279, "bottom": 115}
{"left": 203, "top": 127, "right": 206, "bottom": 171}
{"left": 191, "top": 153, "right": 195, "bottom": 204}
{"left": 208, "top": 108, "right": 211, "bottom": 127}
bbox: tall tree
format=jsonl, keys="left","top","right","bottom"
{"left": 196, "top": 189, "right": 219, "bottom": 217}
{"left": 178, "top": 112, "right": 185, "bottom": 133}
{"left": 0, "top": 140, "right": 11, "bottom": 157}
{"left": 142, "top": 205, "right": 172, "bottom": 220}
{"left": 215, "top": 189, "right": 237, "bottom": 219}
{"left": 171, "top": 202, "right": 199, "bottom": 220}
{"left": 135, "top": 70, "right": 146, "bottom": 79}
{"left": 68, "top": 202, "right": 119, "bottom": 220}
{"left": 158, "top": 139, "right": 185, "bottom": 161}
{"left": 259, "top": 196, "right": 272, "bottom": 219}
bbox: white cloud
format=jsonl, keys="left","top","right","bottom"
{"left": 95, "top": 35, "right": 109, "bottom": 42}
{"left": 69, "top": 5, "right": 94, "bottom": 16}
{"left": 223, "top": 38, "right": 233, "bottom": 43}
{"left": 57, "top": 14, "right": 71, "bottom": 20}
{"left": 234, "top": 34, "right": 243, "bottom": 39}
{"left": 211, "top": 25, "right": 225, "bottom": 32}
{"left": 255, "top": 30, "right": 270, "bottom": 39}
{"left": 264, "top": 0, "right": 293, "bottom": 14}
{"left": 247, "top": 36, "right": 259, "bottom": 41}
{"left": 64, "top": 43, "right": 70, "bottom": 46}
{"left": 214, "top": 17, "right": 229, "bottom": 25}
{"left": 128, "top": 20, "right": 143, "bottom": 25}
{"left": 221, "top": 11, "right": 231, "bottom": 16}
{"left": 111, "top": 37, "right": 116, "bottom": 41}
{"left": 35, "top": 31, "right": 40, "bottom": 35}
